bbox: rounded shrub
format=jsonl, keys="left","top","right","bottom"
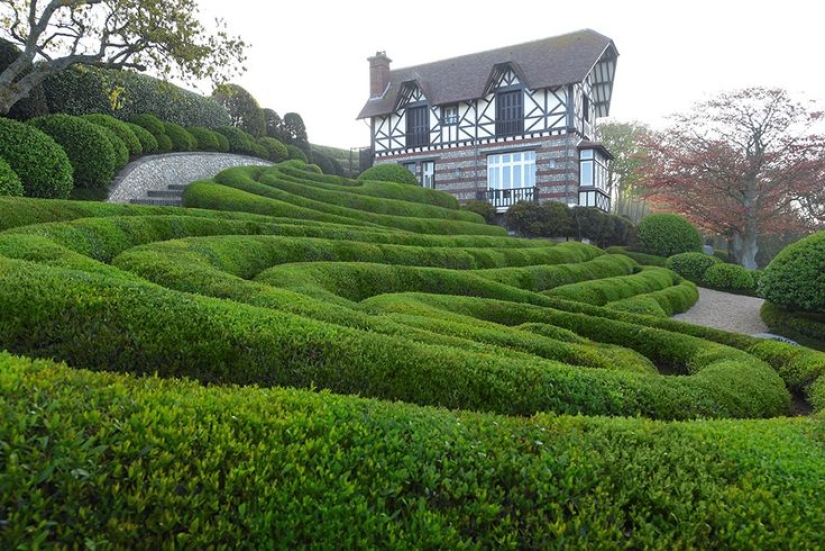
{"left": 358, "top": 164, "right": 418, "bottom": 185}
{"left": 28, "top": 114, "right": 117, "bottom": 190}
{"left": 82, "top": 114, "right": 143, "bottom": 157}
{"left": 215, "top": 126, "right": 259, "bottom": 155}
{"left": 759, "top": 231, "right": 825, "bottom": 312}
{"left": 0, "top": 117, "right": 73, "bottom": 198}
{"left": 164, "top": 122, "right": 197, "bottom": 151}
{"left": 665, "top": 252, "right": 721, "bottom": 282}
{"left": 635, "top": 213, "right": 703, "bottom": 257}
{"left": 257, "top": 136, "right": 288, "bottom": 162}
{"left": 0, "top": 157, "right": 24, "bottom": 196}
{"left": 96, "top": 124, "right": 129, "bottom": 169}
{"left": 130, "top": 114, "right": 172, "bottom": 152}
{"left": 214, "top": 131, "right": 230, "bottom": 153}
{"left": 126, "top": 122, "right": 158, "bottom": 154}
{"left": 285, "top": 144, "right": 309, "bottom": 163}
{"left": 462, "top": 200, "right": 497, "bottom": 224}
{"left": 186, "top": 126, "right": 220, "bottom": 152}
{"left": 702, "top": 263, "right": 754, "bottom": 292}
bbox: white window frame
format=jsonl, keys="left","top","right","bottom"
{"left": 487, "top": 150, "right": 536, "bottom": 190}
{"left": 422, "top": 161, "right": 435, "bottom": 189}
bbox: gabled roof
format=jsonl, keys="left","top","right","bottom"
{"left": 358, "top": 29, "right": 617, "bottom": 119}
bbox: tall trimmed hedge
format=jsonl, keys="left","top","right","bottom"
{"left": 163, "top": 122, "right": 197, "bottom": 151}
{"left": 759, "top": 230, "right": 825, "bottom": 312}
{"left": 215, "top": 126, "right": 261, "bottom": 156}
{"left": 358, "top": 164, "right": 418, "bottom": 185}
{"left": 130, "top": 114, "right": 172, "bottom": 152}
{"left": 666, "top": 252, "right": 721, "bottom": 282}
{"left": 43, "top": 65, "right": 230, "bottom": 128}
{"left": 0, "top": 117, "right": 73, "bottom": 198}
{"left": 0, "top": 38, "right": 49, "bottom": 121}
{"left": 635, "top": 213, "right": 702, "bottom": 257}
{"left": 82, "top": 114, "right": 143, "bottom": 157}
{"left": 28, "top": 114, "right": 117, "bottom": 190}
{"left": 126, "top": 122, "right": 159, "bottom": 154}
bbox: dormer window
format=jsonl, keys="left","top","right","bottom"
{"left": 495, "top": 90, "right": 523, "bottom": 137}
{"left": 442, "top": 105, "right": 458, "bottom": 125}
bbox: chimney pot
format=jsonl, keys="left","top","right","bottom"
{"left": 368, "top": 51, "right": 392, "bottom": 99}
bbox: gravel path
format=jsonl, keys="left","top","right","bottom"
{"left": 671, "top": 287, "right": 769, "bottom": 335}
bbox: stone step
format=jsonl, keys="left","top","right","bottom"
{"left": 147, "top": 189, "right": 184, "bottom": 198}
{"left": 167, "top": 184, "right": 188, "bottom": 191}
{"left": 129, "top": 197, "right": 183, "bottom": 207}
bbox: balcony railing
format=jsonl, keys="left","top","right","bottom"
{"left": 478, "top": 187, "right": 537, "bottom": 209}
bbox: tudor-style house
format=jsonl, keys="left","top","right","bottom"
{"left": 357, "top": 29, "right": 618, "bottom": 212}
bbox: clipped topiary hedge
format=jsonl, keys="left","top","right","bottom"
{"left": 186, "top": 126, "right": 221, "bottom": 152}
{"left": 359, "top": 163, "right": 418, "bottom": 186}
{"left": 82, "top": 114, "right": 143, "bottom": 157}
{"left": 666, "top": 251, "right": 721, "bottom": 282}
{"left": 215, "top": 125, "right": 260, "bottom": 156}
{"left": 126, "top": 122, "right": 158, "bottom": 154}
{"left": 258, "top": 136, "right": 288, "bottom": 162}
{"left": 163, "top": 121, "right": 197, "bottom": 151}
{"left": 702, "top": 263, "right": 754, "bottom": 292}
{"left": 285, "top": 144, "right": 309, "bottom": 163}
{"left": 0, "top": 156, "right": 24, "bottom": 196}
{"left": 761, "top": 301, "right": 825, "bottom": 350}
{"left": 43, "top": 65, "right": 230, "bottom": 128}
{"left": 635, "top": 213, "right": 703, "bottom": 257}
{"left": 28, "top": 114, "right": 117, "bottom": 190}
{"left": 759, "top": 231, "right": 825, "bottom": 312}
{"left": 0, "top": 117, "right": 73, "bottom": 198}
{"left": 130, "top": 114, "right": 173, "bottom": 152}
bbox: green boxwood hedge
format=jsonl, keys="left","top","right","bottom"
{"left": 759, "top": 230, "right": 825, "bottom": 312}
{"left": 186, "top": 126, "right": 221, "bottom": 152}
{"left": 82, "top": 113, "right": 143, "bottom": 157}
{"left": 635, "top": 213, "right": 703, "bottom": 257}
{"left": 702, "top": 263, "right": 755, "bottom": 292}
{"left": 126, "top": 122, "right": 158, "bottom": 154}
{"left": 163, "top": 121, "right": 197, "bottom": 151}
{"left": 761, "top": 301, "right": 825, "bottom": 350}
{"left": 257, "top": 136, "right": 288, "bottom": 162}
{"left": 43, "top": 65, "right": 231, "bottom": 128}
{"left": 28, "top": 114, "right": 117, "bottom": 190}
{"left": 0, "top": 156, "right": 24, "bottom": 196}
{"left": 2, "top": 354, "right": 823, "bottom": 549}
{"left": 130, "top": 114, "right": 173, "bottom": 152}
{"left": 0, "top": 117, "right": 73, "bottom": 198}
{"left": 666, "top": 251, "right": 720, "bottom": 281}
{"left": 215, "top": 126, "right": 260, "bottom": 156}
{"left": 359, "top": 163, "right": 419, "bottom": 185}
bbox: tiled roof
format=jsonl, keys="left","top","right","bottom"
{"left": 358, "top": 29, "right": 616, "bottom": 119}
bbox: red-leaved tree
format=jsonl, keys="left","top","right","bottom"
{"left": 636, "top": 87, "right": 825, "bottom": 268}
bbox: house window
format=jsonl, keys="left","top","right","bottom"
{"left": 406, "top": 105, "right": 429, "bottom": 147}
{"left": 579, "top": 148, "right": 609, "bottom": 191}
{"left": 495, "top": 90, "right": 523, "bottom": 136}
{"left": 422, "top": 161, "right": 435, "bottom": 189}
{"left": 487, "top": 150, "right": 536, "bottom": 190}
{"left": 583, "top": 94, "right": 590, "bottom": 122}
{"left": 441, "top": 105, "right": 458, "bottom": 125}
{"left": 402, "top": 162, "right": 416, "bottom": 175}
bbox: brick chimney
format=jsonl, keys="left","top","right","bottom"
{"left": 368, "top": 51, "right": 392, "bottom": 99}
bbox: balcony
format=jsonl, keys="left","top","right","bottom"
{"left": 478, "top": 187, "right": 537, "bottom": 210}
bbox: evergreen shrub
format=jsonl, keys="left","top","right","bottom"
{"left": 126, "top": 122, "right": 158, "bottom": 154}
{"left": 0, "top": 117, "right": 73, "bottom": 198}
{"left": 215, "top": 126, "right": 259, "bottom": 156}
{"left": 635, "top": 213, "right": 702, "bottom": 257}
{"left": 82, "top": 114, "right": 143, "bottom": 157}
{"left": 28, "top": 114, "right": 117, "bottom": 190}
{"left": 257, "top": 136, "right": 288, "bottom": 162}
{"left": 186, "top": 127, "right": 221, "bottom": 151}
{"left": 285, "top": 144, "right": 309, "bottom": 163}
{"left": 0, "top": 38, "right": 49, "bottom": 120}
{"left": 665, "top": 252, "right": 721, "bottom": 282}
{"left": 462, "top": 200, "right": 497, "bottom": 224}
{"left": 358, "top": 164, "right": 418, "bottom": 185}
{"left": 759, "top": 230, "right": 825, "bottom": 312}
{"left": 702, "top": 263, "right": 754, "bottom": 292}
{"left": 130, "top": 114, "right": 172, "bottom": 152}
{"left": 164, "top": 122, "right": 197, "bottom": 151}
{"left": 0, "top": 157, "right": 24, "bottom": 196}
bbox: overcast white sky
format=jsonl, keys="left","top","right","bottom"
{"left": 193, "top": 0, "right": 823, "bottom": 150}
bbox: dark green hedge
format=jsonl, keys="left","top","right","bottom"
{"left": 2, "top": 354, "right": 823, "bottom": 549}
{"left": 82, "top": 114, "right": 143, "bottom": 157}
{"left": 215, "top": 126, "right": 261, "bottom": 156}
{"left": 185, "top": 126, "right": 221, "bottom": 152}
{"left": 635, "top": 213, "right": 703, "bottom": 257}
{"left": 28, "top": 114, "right": 117, "bottom": 190}
{"left": 666, "top": 251, "right": 720, "bottom": 282}
{"left": 0, "top": 38, "right": 49, "bottom": 121}
{"left": 43, "top": 65, "right": 230, "bottom": 127}
{"left": 163, "top": 121, "right": 197, "bottom": 152}
{"left": 703, "top": 263, "right": 755, "bottom": 293}
{"left": 761, "top": 301, "right": 825, "bottom": 351}
{"left": 126, "top": 122, "right": 158, "bottom": 154}
{"left": 359, "top": 164, "right": 419, "bottom": 185}
{"left": 0, "top": 156, "right": 23, "bottom": 196}
{"left": 545, "top": 267, "right": 681, "bottom": 307}
{"left": 760, "top": 231, "right": 825, "bottom": 312}
{"left": 257, "top": 136, "right": 288, "bottom": 162}
{"left": 604, "top": 246, "right": 668, "bottom": 267}
{"left": 0, "top": 117, "right": 73, "bottom": 198}
{"left": 130, "top": 114, "right": 172, "bottom": 152}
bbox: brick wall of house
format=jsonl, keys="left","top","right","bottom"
{"left": 374, "top": 134, "right": 581, "bottom": 205}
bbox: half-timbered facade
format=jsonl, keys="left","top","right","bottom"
{"left": 357, "top": 29, "right": 618, "bottom": 212}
